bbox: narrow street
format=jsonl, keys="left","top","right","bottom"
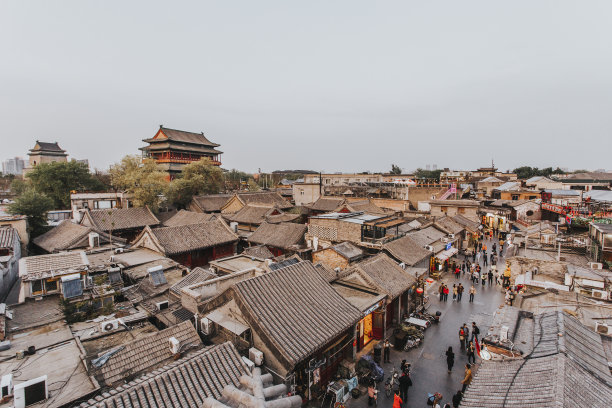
{"left": 347, "top": 236, "right": 507, "bottom": 408}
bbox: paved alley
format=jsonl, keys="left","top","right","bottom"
{"left": 346, "top": 237, "right": 507, "bottom": 408}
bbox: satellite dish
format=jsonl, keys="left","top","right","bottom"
{"left": 480, "top": 348, "right": 491, "bottom": 361}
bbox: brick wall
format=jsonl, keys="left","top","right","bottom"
{"left": 312, "top": 248, "right": 349, "bottom": 271}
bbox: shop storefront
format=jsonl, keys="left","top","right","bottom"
{"left": 356, "top": 300, "right": 384, "bottom": 351}
{"left": 483, "top": 211, "right": 510, "bottom": 232}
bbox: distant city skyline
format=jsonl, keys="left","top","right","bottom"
{"left": 2, "top": 1, "right": 612, "bottom": 173}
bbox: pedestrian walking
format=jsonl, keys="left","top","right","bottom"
{"left": 495, "top": 270, "right": 500, "bottom": 285}
{"left": 466, "top": 342, "right": 476, "bottom": 365}
{"left": 509, "top": 289, "right": 516, "bottom": 306}
{"left": 452, "top": 284, "right": 457, "bottom": 301}
{"left": 469, "top": 285, "right": 476, "bottom": 302}
{"left": 461, "top": 364, "right": 473, "bottom": 393}
{"left": 457, "top": 284, "right": 464, "bottom": 301}
{"left": 392, "top": 390, "right": 402, "bottom": 408}
{"left": 459, "top": 326, "right": 466, "bottom": 350}
{"left": 487, "top": 270, "right": 493, "bottom": 285}
{"left": 455, "top": 266, "right": 460, "bottom": 279}
{"left": 471, "top": 322, "right": 480, "bottom": 342}
{"left": 439, "top": 284, "right": 444, "bottom": 302}
{"left": 368, "top": 380, "right": 378, "bottom": 406}
{"left": 446, "top": 346, "right": 455, "bottom": 373}
{"left": 383, "top": 339, "right": 391, "bottom": 363}
{"left": 481, "top": 271, "right": 486, "bottom": 286}
{"left": 483, "top": 253, "right": 488, "bottom": 266}
{"left": 443, "top": 285, "right": 449, "bottom": 302}
{"left": 452, "top": 391, "right": 463, "bottom": 408}
{"left": 398, "top": 370, "right": 411, "bottom": 401}
{"left": 493, "top": 242, "right": 497, "bottom": 253}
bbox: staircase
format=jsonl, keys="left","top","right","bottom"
{"left": 437, "top": 183, "right": 457, "bottom": 200}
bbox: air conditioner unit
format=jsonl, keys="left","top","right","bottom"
{"left": 200, "top": 317, "right": 213, "bottom": 335}
{"left": 88, "top": 232, "right": 100, "bottom": 248}
{"left": 241, "top": 356, "right": 255, "bottom": 373}
{"left": 13, "top": 375, "right": 47, "bottom": 408}
{"left": 1, "top": 373, "right": 13, "bottom": 399}
{"left": 589, "top": 262, "right": 603, "bottom": 270}
{"left": 595, "top": 322, "right": 610, "bottom": 335}
{"left": 156, "top": 300, "right": 169, "bottom": 311}
{"left": 448, "top": 234, "right": 455, "bottom": 239}
{"left": 591, "top": 289, "right": 607, "bottom": 299}
{"left": 169, "top": 337, "right": 180, "bottom": 354}
{"left": 86, "top": 277, "right": 93, "bottom": 287}
{"left": 499, "top": 326, "right": 509, "bottom": 341}
{"left": 441, "top": 237, "right": 449, "bottom": 243}
{"left": 230, "top": 222, "right": 238, "bottom": 233}
{"left": 100, "top": 319, "right": 122, "bottom": 332}
{"left": 114, "top": 248, "right": 124, "bottom": 254}
{"left": 398, "top": 263, "right": 406, "bottom": 270}
{"left": 425, "top": 245, "right": 434, "bottom": 252}
{"left": 249, "top": 347, "right": 264, "bottom": 366}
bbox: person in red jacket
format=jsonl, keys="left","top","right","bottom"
{"left": 393, "top": 390, "right": 403, "bottom": 408}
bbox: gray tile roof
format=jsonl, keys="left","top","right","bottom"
{"left": 332, "top": 242, "right": 363, "bottom": 261}
{"left": 309, "top": 197, "right": 346, "bottom": 212}
{"left": 383, "top": 235, "right": 432, "bottom": 266}
{"left": 162, "top": 209, "right": 217, "bottom": 227}
{"left": 97, "top": 320, "right": 202, "bottom": 386}
{"left": 461, "top": 311, "right": 612, "bottom": 408}
{"left": 226, "top": 204, "right": 280, "bottom": 225}
{"left": 170, "top": 267, "right": 217, "bottom": 298}
{"left": 433, "top": 216, "right": 464, "bottom": 235}
{"left": 32, "top": 220, "right": 123, "bottom": 252}
{"left": 191, "top": 194, "right": 232, "bottom": 212}
{"left": 84, "top": 207, "right": 160, "bottom": 232}
{"left": 406, "top": 226, "right": 446, "bottom": 247}
{"left": 232, "top": 261, "right": 361, "bottom": 370}
{"left": 20, "top": 251, "right": 89, "bottom": 281}
{"left": 451, "top": 214, "right": 480, "bottom": 232}
{"left": 242, "top": 245, "right": 274, "bottom": 259}
{"left": 154, "top": 126, "right": 220, "bottom": 147}
{"left": 247, "top": 222, "right": 307, "bottom": 250}
{"left": 236, "top": 191, "right": 292, "bottom": 208}
{"left": 342, "top": 253, "right": 416, "bottom": 299}
{"left": 144, "top": 218, "right": 238, "bottom": 256}
{"left": 30, "top": 141, "right": 66, "bottom": 152}
{"left": 0, "top": 227, "right": 17, "bottom": 249}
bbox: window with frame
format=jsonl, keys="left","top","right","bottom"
{"left": 45, "top": 279, "right": 58, "bottom": 292}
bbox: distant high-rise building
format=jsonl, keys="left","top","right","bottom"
{"left": 432, "top": 164, "right": 438, "bottom": 170}
{"left": 2, "top": 157, "right": 25, "bottom": 175}
{"left": 426, "top": 164, "right": 431, "bottom": 170}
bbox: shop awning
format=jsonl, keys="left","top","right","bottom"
{"left": 206, "top": 309, "right": 249, "bottom": 335}
{"left": 436, "top": 247, "right": 458, "bottom": 262}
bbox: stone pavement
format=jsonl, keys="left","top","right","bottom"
{"left": 345, "top": 236, "right": 507, "bottom": 408}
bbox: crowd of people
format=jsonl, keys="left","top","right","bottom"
{"left": 365, "top": 227, "right": 521, "bottom": 408}
{"left": 429, "top": 229, "right": 505, "bottom": 407}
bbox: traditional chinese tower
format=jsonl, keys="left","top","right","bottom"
{"left": 23, "top": 141, "right": 68, "bottom": 175}
{"left": 140, "top": 126, "right": 222, "bottom": 179}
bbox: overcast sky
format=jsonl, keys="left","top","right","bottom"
{"left": 2, "top": 1, "right": 611, "bottom": 174}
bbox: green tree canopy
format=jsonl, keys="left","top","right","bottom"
{"left": 512, "top": 166, "right": 566, "bottom": 179}
{"left": 109, "top": 156, "right": 169, "bottom": 212}
{"left": 414, "top": 168, "right": 443, "bottom": 181}
{"left": 390, "top": 164, "right": 402, "bottom": 175}
{"left": 26, "top": 161, "right": 105, "bottom": 209}
{"left": 166, "top": 158, "right": 224, "bottom": 208}
{"left": 8, "top": 189, "right": 54, "bottom": 238}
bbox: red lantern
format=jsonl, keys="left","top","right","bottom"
{"left": 416, "top": 287, "right": 424, "bottom": 294}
